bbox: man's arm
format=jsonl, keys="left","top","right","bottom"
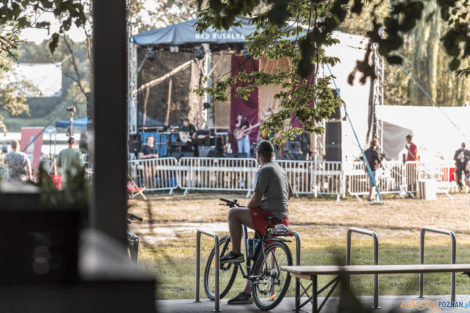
{"left": 247, "top": 192, "right": 263, "bottom": 209}
{"left": 288, "top": 184, "right": 293, "bottom": 199}
{"left": 25, "top": 158, "right": 32, "bottom": 180}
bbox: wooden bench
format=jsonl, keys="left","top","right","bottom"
{"left": 282, "top": 264, "right": 470, "bottom": 313}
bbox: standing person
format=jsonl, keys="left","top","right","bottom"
{"left": 3, "top": 140, "right": 32, "bottom": 182}
{"left": 57, "top": 137, "right": 83, "bottom": 184}
{"left": 138, "top": 135, "right": 159, "bottom": 159}
{"left": 234, "top": 112, "right": 251, "bottom": 157}
{"left": 405, "top": 135, "right": 418, "bottom": 193}
{"left": 179, "top": 118, "right": 198, "bottom": 154}
{"left": 219, "top": 140, "right": 293, "bottom": 304}
{"left": 363, "top": 138, "right": 384, "bottom": 201}
{"left": 454, "top": 142, "right": 470, "bottom": 191}
{"left": 405, "top": 134, "right": 418, "bottom": 161}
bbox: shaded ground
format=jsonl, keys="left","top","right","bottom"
{"left": 128, "top": 193, "right": 470, "bottom": 300}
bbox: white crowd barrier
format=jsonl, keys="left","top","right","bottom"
{"left": 179, "top": 157, "right": 257, "bottom": 195}
{"left": 127, "top": 157, "right": 457, "bottom": 199}
{"left": 128, "top": 157, "right": 179, "bottom": 194}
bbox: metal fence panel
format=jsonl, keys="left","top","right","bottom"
{"left": 128, "top": 157, "right": 179, "bottom": 193}
{"left": 179, "top": 157, "right": 257, "bottom": 193}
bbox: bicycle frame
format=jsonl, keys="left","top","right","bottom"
{"left": 239, "top": 223, "right": 291, "bottom": 282}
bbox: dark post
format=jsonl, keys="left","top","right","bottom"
{"left": 92, "top": 0, "right": 128, "bottom": 244}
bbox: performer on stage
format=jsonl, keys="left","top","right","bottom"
{"left": 179, "top": 118, "right": 198, "bottom": 154}
{"left": 234, "top": 112, "right": 251, "bottom": 157}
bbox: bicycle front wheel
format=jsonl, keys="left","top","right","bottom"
{"left": 204, "top": 236, "right": 238, "bottom": 300}
{"left": 252, "top": 241, "right": 292, "bottom": 310}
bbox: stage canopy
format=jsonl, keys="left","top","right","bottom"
{"left": 378, "top": 106, "right": 470, "bottom": 162}
{"left": 55, "top": 117, "right": 88, "bottom": 130}
{"left": 129, "top": 18, "right": 380, "bottom": 158}
{"left": 130, "top": 17, "right": 256, "bottom": 46}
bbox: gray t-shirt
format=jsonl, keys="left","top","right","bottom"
{"left": 254, "top": 162, "right": 290, "bottom": 218}
{"left": 5, "top": 151, "right": 28, "bottom": 181}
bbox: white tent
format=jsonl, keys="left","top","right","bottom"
{"left": 323, "top": 31, "right": 375, "bottom": 162}
{"left": 378, "top": 105, "right": 470, "bottom": 162}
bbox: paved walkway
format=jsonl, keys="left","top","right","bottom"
{"left": 157, "top": 295, "right": 470, "bottom": 312}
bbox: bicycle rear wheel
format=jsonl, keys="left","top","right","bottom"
{"left": 204, "top": 236, "right": 238, "bottom": 300}
{"left": 252, "top": 241, "right": 292, "bottom": 310}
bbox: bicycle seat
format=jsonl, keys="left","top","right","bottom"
{"left": 265, "top": 216, "right": 283, "bottom": 224}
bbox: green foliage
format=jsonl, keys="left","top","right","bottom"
{"left": 198, "top": 0, "right": 469, "bottom": 79}
{"left": 196, "top": 2, "right": 343, "bottom": 142}
{"left": 0, "top": 1, "right": 86, "bottom": 58}
{"left": 196, "top": 0, "right": 469, "bottom": 138}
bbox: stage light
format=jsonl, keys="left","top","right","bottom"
{"left": 146, "top": 46, "right": 156, "bottom": 61}
{"left": 193, "top": 45, "right": 204, "bottom": 59}
{"left": 169, "top": 46, "right": 179, "bottom": 53}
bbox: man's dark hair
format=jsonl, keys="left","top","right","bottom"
{"left": 183, "top": 118, "right": 189, "bottom": 122}
{"left": 256, "top": 140, "right": 274, "bottom": 162}
{"left": 370, "top": 138, "right": 378, "bottom": 148}
{"left": 67, "top": 137, "right": 75, "bottom": 145}
{"left": 10, "top": 140, "right": 18, "bottom": 149}
{"left": 406, "top": 134, "right": 412, "bottom": 140}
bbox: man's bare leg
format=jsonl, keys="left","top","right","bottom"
{"left": 228, "top": 207, "right": 254, "bottom": 253}
{"left": 227, "top": 207, "right": 254, "bottom": 294}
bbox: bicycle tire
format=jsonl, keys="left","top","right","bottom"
{"left": 204, "top": 236, "right": 238, "bottom": 300}
{"left": 252, "top": 241, "right": 292, "bottom": 310}
{"left": 128, "top": 232, "right": 139, "bottom": 262}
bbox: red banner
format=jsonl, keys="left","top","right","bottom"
{"left": 230, "top": 55, "right": 259, "bottom": 152}
{"left": 20, "top": 128, "right": 44, "bottom": 173}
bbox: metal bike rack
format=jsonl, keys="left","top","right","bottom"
{"left": 195, "top": 229, "right": 221, "bottom": 312}
{"left": 346, "top": 227, "right": 379, "bottom": 309}
{"left": 292, "top": 231, "right": 302, "bottom": 311}
{"left": 419, "top": 226, "right": 456, "bottom": 301}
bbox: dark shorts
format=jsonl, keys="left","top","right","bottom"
{"left": 368, "top": 170, "right": 376, "bottom": 187}
{"left": 249, "top": 207, "right": 289, "bottom": 237}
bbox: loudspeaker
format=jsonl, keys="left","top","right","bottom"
{"left": 326, "top": 121, "right": 341, "bottom": 161}
{"left": 326, "top": 122, "right": 341, "bottom": 145}
{"left": 129, "top": 134, "right": 141, "bottom": 156}
{"left": 326, "top": 146, "right": 342, "bottom": 161}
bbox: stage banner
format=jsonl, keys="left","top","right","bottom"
{"left": 20, "top": 127, "right": 44, "bottom": 172}
{"left": 230, "top": 55, "right": 259, "bottom": 153}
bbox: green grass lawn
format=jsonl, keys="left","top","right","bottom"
{"left": 129, "top": 193, "right": 470, "bottom": 300}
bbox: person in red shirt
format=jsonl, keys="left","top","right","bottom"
{"left": 405, "top": 134, "right": 418, "bottom": 193}
{"left": 405, "top": 135, "right": 418, "bottom": 161}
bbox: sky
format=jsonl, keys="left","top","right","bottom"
{"left": 19, "top": 1, "right": 160, "bottom": 44}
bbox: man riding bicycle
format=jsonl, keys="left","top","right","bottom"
{"left": 220, "top": 140, "right": 293, "bottom": 304}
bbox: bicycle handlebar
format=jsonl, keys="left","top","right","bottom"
{"left": 128, "top": 213, "right": 143, "bottom": 222}
{"left": 219, "top": 198, "right": 241, "bottom": 208}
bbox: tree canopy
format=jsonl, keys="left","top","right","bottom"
{"left": 195, "top": 0, "right": 469, "bottom": 141}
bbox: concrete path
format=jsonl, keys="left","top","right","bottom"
{"left": 156, "top": 295, "right": 470, "bottom": 312}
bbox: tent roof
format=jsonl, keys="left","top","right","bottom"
{"left": 130, "top": 17, "right": 257, "bottom": 46}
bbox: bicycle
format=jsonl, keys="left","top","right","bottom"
{"left": 127, "top": 212, "right": 143, "bottom": 262}
{"left": 203, "top": 198, "right": 294, "bottom": 310}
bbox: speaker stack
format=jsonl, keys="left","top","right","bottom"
{"left": 325, "top": 89, "right": 342, "bottom": 161}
